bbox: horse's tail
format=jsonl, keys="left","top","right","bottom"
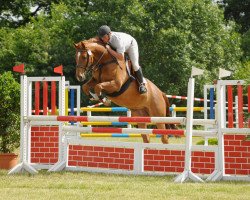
{"left": 162, "top": 92, "right": 171, "bottom": 117}
{"left": 162, "top": 92, "right": 177, "bottom": 130}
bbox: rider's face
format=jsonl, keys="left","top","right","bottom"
{"left": 101, "top": 34, "right": 110, "bottom": 43}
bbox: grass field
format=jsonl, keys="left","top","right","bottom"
{"left": 0, "top": 170, "right": 250, "bottom": 200}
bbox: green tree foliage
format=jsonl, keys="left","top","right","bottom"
{"left": 0, "top": 0, "right": 61, "bottom": 28}
{"left": 218, "top": 0, "right": 250, "bottom": 80}
{"left": 0, "top": 72, "right": 20, "bottom": 153}
{"left": 242, "top": 30, "right": 250, "bottom": 61}
{"left": 219, "top": 0, "right": 250, "bottom": 33}
{"left": 0, "top": 0, "right": 244, "bottom": 103}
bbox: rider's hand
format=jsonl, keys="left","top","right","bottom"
{"left": 106, "top": 44, "right": 110, "bottom": 50}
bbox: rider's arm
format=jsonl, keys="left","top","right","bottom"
{"left": 106, "top": 45, "right": 124, "bottom": 61}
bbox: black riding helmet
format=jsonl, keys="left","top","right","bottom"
{"left": 98, "top": 25, "right": 111, "bottom": 38}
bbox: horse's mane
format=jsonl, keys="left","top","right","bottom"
{"left": 85, "top": 37, "right": 105, "bottom": 47}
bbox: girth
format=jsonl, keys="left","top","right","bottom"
{"left": 106, "top": 76, "right": 135, "bottom": 97}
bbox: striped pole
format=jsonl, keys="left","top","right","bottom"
{"left": 81, "top": 122, "right": 130, "bottom": 126}
{"left": 80, "top": 133, "right": 162, "bottom": 138}
{"left": 169, "top": 107, "right": 204, "bottom": 112}
{"left": 166, "top": 95, "right": 206, "bottom": 102}
{"left": 63, "top": 126, "right": 185, "bottom": 136}
{"left": 81, "top": 107, "right": 129, "bottom": 112}
{"left": 27, "top": 116, "right": 217, "bottom": 125}
{"left": 28, "top": 115, "right": 185, "bottom": 124}
{"left": 83, "top": 106, "right": 203, "bottom": 112}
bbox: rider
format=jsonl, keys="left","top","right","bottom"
{"left": 97, "top": 25, "right": 147, "bottom": 94}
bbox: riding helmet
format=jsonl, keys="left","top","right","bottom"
{"left": 98, "top": 25, "right": 111, "bottom": 38}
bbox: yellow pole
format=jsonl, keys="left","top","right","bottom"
{"left": 65, "top": 88, "right": 69, "bottom": 116}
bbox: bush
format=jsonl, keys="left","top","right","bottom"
{"left": 196, "top": 138, "right": 218, "bottom": 145}
{"left": 0, "top": 72, "right": 20, "bottom": 153}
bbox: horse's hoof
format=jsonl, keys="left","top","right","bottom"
{"left": 103, "top": 97, "right": 111, "bottom": 106}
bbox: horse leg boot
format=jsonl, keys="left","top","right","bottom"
{"left": 134, "top": 68, "right": 147, "bottom": 94}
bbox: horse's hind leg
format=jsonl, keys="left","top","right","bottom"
{"left": 148, "top": 97, "right": 168, "bottom": 144}
{"left": 138, "top": 123, "right": 149, "bottom": 143}
{"left": 156, "top": 123, "right": 169, "bottom": 144}
{"left": 131, "top": 109, "right": 150, "bottom": 143}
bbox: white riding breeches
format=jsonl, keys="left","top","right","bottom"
{"left": 127, "top": 39, "right": 140, "bottom": 71}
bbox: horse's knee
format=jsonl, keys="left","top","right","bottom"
{"left": 82, "top": 84, "right": 90, "bottom": 96}
{"left": 94, "top": 84, "right": 103, "bottom": 96}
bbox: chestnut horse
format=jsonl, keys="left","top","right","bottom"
{"left": 74, "top": 37, "right": 173, "bottom": 143}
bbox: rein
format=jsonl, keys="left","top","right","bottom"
{"left": 76, "top": 48, "right": 106, "bottom": 71}
{"left": 76, "top": 48, "right": 117, "bottom": 75}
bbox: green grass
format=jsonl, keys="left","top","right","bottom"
{"left": 0, "top": 170, "right": 249, "bottom": 200}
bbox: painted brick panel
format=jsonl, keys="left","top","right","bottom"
{"left": 68, "top": 145, "right": 134, "bottom": 171}
{"left": 30, "top": 126, "right": 59, "bottom": 164}
{"left": 30, "top": 125, "right": 249, "bottom": 176}
{"left": 224, "top": 134, "right": 250, "bottom": 175}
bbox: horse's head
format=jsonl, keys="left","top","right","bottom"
{"left": 74, "top": 38, "right": 106, "bottom": 82}
{"left": 74, "top": 41, "right": 95, "bottom": 82}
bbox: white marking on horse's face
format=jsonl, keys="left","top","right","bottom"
{"left": 77, "top": 52, "right": 81, "bottom": 64}
{"left": 87, "top": 50, "right": 92, "bottom": 55}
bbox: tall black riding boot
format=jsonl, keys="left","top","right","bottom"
{"left": 134, "top": 68, "right": 147, "bottom": 94}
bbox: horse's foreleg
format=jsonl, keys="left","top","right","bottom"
{"left": 82, "top": 78, "right": 97, "bottom": 98}
{"left": 94, "top": 80, "right": 122, "bottom": 98}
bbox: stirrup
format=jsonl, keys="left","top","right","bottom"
{"left": 139, "top": 84, "right": 147, "bottom": 94}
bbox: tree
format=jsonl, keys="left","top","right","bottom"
{"left": 0, "top": 0, "right": 60, "bottom": 28}
{"left": 0, "top": 0, "right": 243, "bottom": 103}
{"left": 218, "top": 0, "right": 250, "bottom": 33}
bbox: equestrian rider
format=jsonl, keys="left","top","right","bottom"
{"left": 97, "top": 25, "right": 147, "bottom": 94}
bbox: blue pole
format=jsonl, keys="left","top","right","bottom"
{"left": 209, "top": 88, "right": 215, "bottom": 119}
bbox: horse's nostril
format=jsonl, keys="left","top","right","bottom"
{"left": 79, "top": 74, "right": 85, "bottom": 82}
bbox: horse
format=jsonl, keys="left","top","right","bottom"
{"left": 74, "top": 37, "right": 174, "bottom": 144}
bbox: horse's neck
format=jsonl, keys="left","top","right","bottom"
{"left": 90, "top": 44, "right": 115, "bottom": 64}
{"left": 88, "top": 41, "right": 128, "bottom": 78}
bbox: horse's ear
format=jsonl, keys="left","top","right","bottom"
{"left": 80, "top": 41, "right": 86, "bottom": 49}
{"left": 74, "top": 42, "right": 86, "bottom": 49}
{"left": 74, "top": 43, "right": 79, "bottom": 49}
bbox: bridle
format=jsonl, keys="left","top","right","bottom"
{"left": 76, "top": 48, "right": 107, "bottom": 74}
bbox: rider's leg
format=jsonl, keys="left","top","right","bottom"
{"left": 134, "top": 68, "right": 147, "bottom": 94}
{"left": 128, "top": 39, "right": 147, "bottom": 94}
